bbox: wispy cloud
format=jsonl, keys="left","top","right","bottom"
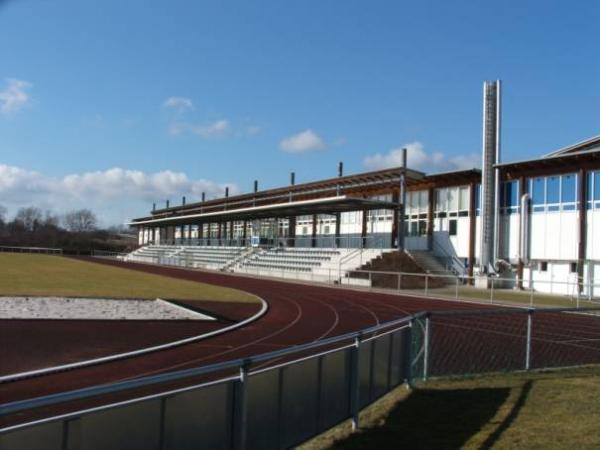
{"left": 190, "top": 119, "right": 230, "bottom": 138}
{"left": 363, "top": 141, "right": 480, "bottom": 173}
{"left": 163, "top": 96, "right": 194, "bottom": 112}
{"left": 169, "top": 119, "right": 231, "bottom": 138}
{"left": 280, "top": 129, "right": 325, "bottom": 153}
{"left": 0, "top": 78, "right": 32, "bottom": 115}
{"left": 0, "top": 164, "right": 238, "bottom": 225}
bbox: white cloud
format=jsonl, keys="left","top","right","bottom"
{"left": 280, "top": 129, "right": 325, "bottom": 153}
{"left": 190, "top": 119, "right": 230, "bottom": 138}
{"left": 169, "top": 119, "right": 231, "bottom": 139}
{"left": 0, "top": 78, "right": 32, "bottom": 115}
{"left": 163, "top": 96, "right": 194, "bottom": 112}
{"left": 0, "top": 164, "right": 238, "bottom": 225}
{"left": 363, "top": 141, "right": 480, "bottom": 173}
{"left": 245, "top": 125, "right": 261, "bottom": 136}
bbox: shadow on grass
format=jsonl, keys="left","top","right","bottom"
{"left": 330, "top": 387, "right": 513, "bottom": 450}
{"left": 479, "top": 380, "right": 533, "bottom": 449}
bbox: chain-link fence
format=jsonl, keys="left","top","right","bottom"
{"left": 4, "top": 307, "right": 600, "bottom": 449}
{"left": 423, "top": 308, "right": 600, "bottom": 378}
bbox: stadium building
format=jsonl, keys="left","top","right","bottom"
{"left": 129, "top": 81, "right": 600, "bottom": 296}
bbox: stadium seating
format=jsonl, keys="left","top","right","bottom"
{"left": 124, "top": 245, "right": 247, "bottom": 270}
{"left": 233, "top": 247, "right": 384, "bottom": 282}
{"left": 123, "top": 244, "right": 384, "bottom": 283}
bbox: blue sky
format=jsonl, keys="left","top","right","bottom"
{"left": 0, "top": 0, "right": 598, "bottom": 225}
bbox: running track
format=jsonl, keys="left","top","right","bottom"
{"left": 0, "top": 257, "right": 486, "bottom": 426}
{"left": 3, "top": 257, "right": 600, "bottom": 427}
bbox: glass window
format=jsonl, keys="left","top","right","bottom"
{"left": 459, "top": 186, "right": 469, "bottom": 211}
{"left": 546, "top": 176, "right": 560, "bottom": 204}
{"left": 531, "top": 177, "right": 545, "bottom": 205}
{"left": 449, "top": 219, "right": 457, "bottom": 236}
{"left": 435, "top": 189, "right": 446, "bottom": 211}
{"left": 505, "top": 180, "right": 518, "bottom": 207}
{"left": 448, "top": 188, "right": 458, "bottom": 211}
{"left": 410, "top": 222, "right": 418, "bottom": 236}
{"left": 594, "top": 172, "right": 600, "bottom": 202}
{"left": 561, "top": 174, "right": 576, "bottom": 203}
{"left": 419, "top": 190, "right": 429, "bottom": 211}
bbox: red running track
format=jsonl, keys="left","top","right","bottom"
{"left": 0, "top": 257, "right": 488, "bottom": 427}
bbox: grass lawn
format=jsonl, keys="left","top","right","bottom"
{"left": 0, "top": 253, "right": 257, "bottom": 303}
{"left": 301, "top": 366, "right": 600, "bottom": 450}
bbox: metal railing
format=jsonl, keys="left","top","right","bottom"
{"left": 148, "top": 235, "right": 389, "bottom": 249}
{"left": 342, "top": 269, "right": 600, "bottom": 309}
{"left": 0, "top": 246, "right": 63, "bottom": 255}
{"left": 91, "top": 249, "right": 128, "bottom": 258}
{"left": 0, "top": 315, "right": 416, "bottom": 450}
{"left": 3, "top": 305, "right": 600, "bottom": 449}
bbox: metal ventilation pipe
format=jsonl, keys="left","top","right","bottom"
{"left": 398, "top": 148, "right": 408, "bottom": 250}
{"left": 201, "top": 192, "right": 206, "bottom": 202}
{"left": 479, "top": 80, "right": 502, "bottom": 274}
{"left": 253, "top": 180, "right": 259, "bottom": 207}
{"left": 182, "top": 196, "right": 186, "bottom": 206}
{"left": 166, "top": 199, "right": 170, "bottom": 209}
{"left": 289, "top": 172, "right": 295, "bottom": 202}
{"left": 519, "top": 193, "right": 530, "bottom": 266}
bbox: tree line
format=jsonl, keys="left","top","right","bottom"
{"left": 0, "top": 206, "right": 136, "bottom": 254}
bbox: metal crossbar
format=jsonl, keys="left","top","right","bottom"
{"left": 3, "top": 306, "right": 600, "bottom": 450}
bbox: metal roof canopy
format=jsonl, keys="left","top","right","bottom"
{"left": 129, "top": 195, "right": 399, "bottom": 226}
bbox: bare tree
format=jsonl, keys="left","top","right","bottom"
{"left": 63, "top": 209, "right": 98, "bottom": 232}
{"left": 0, "top": 205, "right": 6, "bottom": 225}
{"left": 14, "top": 207, "right": 43, "bottom": 231}
{"left": 43, "top": 210, "right": 59, "bottom": 228}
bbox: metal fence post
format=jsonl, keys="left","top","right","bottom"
{"left": 403, "top": 320, "right": 414, "bottom": 389}
{"left": 233, "top": 363, "right": 249, "bottom": 450}
{"left": 424, "top": 275, "right": 429, "bottom": 297}
{"left": 397, "top": 273, "right": 402, "bottom": 291}
{"left": 349, "top": 335, "right": 361, "bottom": 431}
{"left": 490, "top": 277, "right": 494, "bottom": 304}
{"left": 369, "top": 271, "right": 372, "bottom": 290}
{"left": 455, "top": 277, "right": 459, "bottom": 299}
{"left": 525, "top": 309, "right": 533, "bottom": 371}
{"left": 423, "top": 314, "right": 431, "bottom": 381}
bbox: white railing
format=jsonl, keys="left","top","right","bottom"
{"left": 0, "top": 246, "right": 62, "bottom": 255}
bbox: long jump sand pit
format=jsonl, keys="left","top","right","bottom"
{"left": 0, "top": 296, "right": 216, "bottom": 321}
{"left": 0, "top": 254, "right": 264, "bottom": 377}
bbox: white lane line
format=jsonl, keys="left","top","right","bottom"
{"left": 0, "top": 297, "right": 268, "bottom": 383}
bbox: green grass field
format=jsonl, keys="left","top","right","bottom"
{"left": 0, "top": 253, "right": 257, "bottom": 303}
{"left": 301, "top": 366, "right": 600, "bottom": 450}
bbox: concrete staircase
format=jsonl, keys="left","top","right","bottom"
{"left": 408, "top": 250, "right": 455, "bottom": 276}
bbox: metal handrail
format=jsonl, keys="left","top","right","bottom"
{"left": 0, "top": 246, "right": 63, "bottom": 254}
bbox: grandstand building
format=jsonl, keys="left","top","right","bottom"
{"left": 129, "top": 82, "right": 600, "bottom": 296}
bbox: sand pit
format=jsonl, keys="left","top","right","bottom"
{"left": 0, "top": 297, "right": 215, "bottom": 321}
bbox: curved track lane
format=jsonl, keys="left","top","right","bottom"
{"left": 0, "top": 257, "right": 488, "bottom": 426}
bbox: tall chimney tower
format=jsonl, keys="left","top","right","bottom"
{"left": 479, "top": 80, "right": 502, "bottom": 274}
